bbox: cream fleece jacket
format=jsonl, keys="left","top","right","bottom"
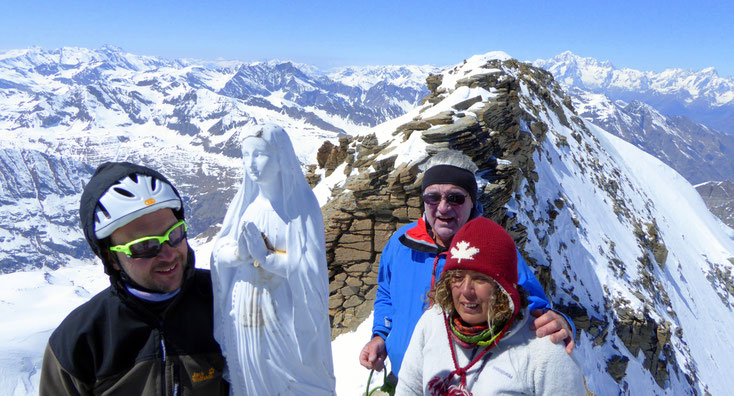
{"left": 396, "top": 306, "right": 585, "bottom": 396}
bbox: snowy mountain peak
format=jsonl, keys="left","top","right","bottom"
{"left": 0, "top": 46, "right": 181, "bottom": 84}
{"left": 467, "top": 50, "right": 513, "bottom": 63}
{"left": 534, "top": 51, "right": 731, "bottom": 92}
{"left": 541, "top": 50, "right": 616, "bottom": 70}
{"left": 698, "top": 66, "right": 719, "bottom": 77}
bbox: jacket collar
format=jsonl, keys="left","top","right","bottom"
{"left": 399, "top": 216, "right": 446, "bottom": 254}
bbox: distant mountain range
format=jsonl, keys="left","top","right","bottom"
{"left": 565, "top": 88, "right": 734, "bottom": 185}
{"left": 0, "top": 46, "right": 436, "bottom": 135}
{"left": 0, "top": 46, "right": 436, "bottom": 273}
{"left": 534, "top": 51, "right": 734, "bottom": 135}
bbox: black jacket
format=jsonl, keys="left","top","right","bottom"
{"left": 40, "top": 264, "right": 229, "bottom": 396}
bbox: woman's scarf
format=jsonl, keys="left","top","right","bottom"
{"left": 427, "top": 312, "right": 516, "bottom": 396}
{"left": 449, "top": 315, "right": 507, "bottom": 348}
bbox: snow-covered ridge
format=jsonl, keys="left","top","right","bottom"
{"left": 499, "top": 55, "right": 734, "bottom": 395}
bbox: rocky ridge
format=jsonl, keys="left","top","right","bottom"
{"left": 315, "top": 53, "right": 733, "bottom": 395}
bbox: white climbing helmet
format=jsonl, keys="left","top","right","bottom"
{"left": 94, "top": 173, "right": 182, "bottom": 239}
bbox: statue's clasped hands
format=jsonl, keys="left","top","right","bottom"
{"left": 238, "top": 220, "right": 270, "bottom": 267}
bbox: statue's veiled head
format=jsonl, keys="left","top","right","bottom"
{"left": 242, "top": 135, "right": 280, "bottom": 185}
{"left": 237, "top": 123, "right": 306, "bottom": 205}
{"left": 240, "top": 124, "right": 287, "bottom": 185}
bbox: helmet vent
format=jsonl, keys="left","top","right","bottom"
{"left": 113, "top": 187, "right": 134, "bottom": 197}
{"left": 129, "top": 174, "right": 139, "bottom": 183}
{"left": 150, "top": 177, "right": 158, "bottom": 190}
{"left": 96, "top": 203, "right": 110, "bottom": 220}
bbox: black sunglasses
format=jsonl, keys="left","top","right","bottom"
{"left": 422, "top": 193, "right": 467, "bottom": 206}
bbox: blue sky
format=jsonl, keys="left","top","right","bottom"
{"left": 2, "top": 0, "right": 733, "bottom": 76}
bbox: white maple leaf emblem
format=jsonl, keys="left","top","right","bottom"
{"left": 450, "top": 240, "right": 480, "bottom": 263}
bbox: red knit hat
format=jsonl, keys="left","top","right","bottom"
{"left": 444, "top": 216, "right": 520, "bottom": 316}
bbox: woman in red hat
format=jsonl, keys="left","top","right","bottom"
{"left": 395, "top": 217, "right": 585, "bottom": 396}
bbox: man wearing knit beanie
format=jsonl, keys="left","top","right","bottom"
{"left": 360, "top": 150, "right": 575, "bottom": 390}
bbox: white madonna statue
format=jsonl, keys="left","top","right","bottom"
{"left": 211, "top": 124, "right": 336, "bottom": 395}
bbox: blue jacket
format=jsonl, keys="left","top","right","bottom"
{"left": 372, "top": 218, "right": 571, "bottom": 376}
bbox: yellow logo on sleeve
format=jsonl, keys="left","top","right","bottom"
{"left": 192, "top": 368, "right": 215, "bottom": 383}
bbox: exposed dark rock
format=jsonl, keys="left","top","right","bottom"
{"left": 606, "top": 355, "right": 630, "bottom": 382}
{"left": 396, "top": 119, "right": 432, "bottom": 133}
{"left": 423, "top": 111, "right": 455, "bottom": 126}
{"left": 453, "top": 95, "right": 483, "bottom": 111}
{"left": 705, "top": 260, "right": 734, "bottom": 308}
{"left": 633, "top": 221, "right": 668, "bottom": 268}
{"left": 614, "top": 306, "right": 675, "bottom": 388}
{"left": 696, "top": 181, "right": 734, "bottom": 228}
{"left": 422, "top": 74, "right": 446, "bottom": 105}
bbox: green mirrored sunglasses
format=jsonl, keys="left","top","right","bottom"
{"left": 109, "top": 220, "right": 187, "bottom": 258}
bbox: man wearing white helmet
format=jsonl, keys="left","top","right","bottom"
{"left": 40, "top": 162, "right": 229, "bottom": 395}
